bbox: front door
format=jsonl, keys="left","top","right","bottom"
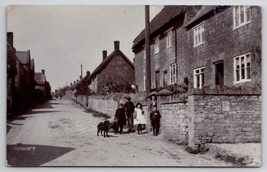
{"left": 215, "top": 61, "right": 224, "bottom": 86}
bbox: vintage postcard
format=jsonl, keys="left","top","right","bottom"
{"left": 6, "top": 5, "right": 261, "bottom": 167}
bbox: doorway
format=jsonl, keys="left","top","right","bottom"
{"left": 215, "top": 61, "right": 224, "bottom": 86}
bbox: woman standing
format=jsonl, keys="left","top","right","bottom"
{"left": 134, "top": 103, "right": 146, "bottom": 134}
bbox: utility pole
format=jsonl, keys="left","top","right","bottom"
{"left": 80, "top": 64, "right": 83, "bottom": 79}
{"left": 145, "top": 5, "right": 151, "bottom": 95}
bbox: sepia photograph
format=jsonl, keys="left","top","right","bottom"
{"left": 6, "top": 4, "right": 261, "bottom": 167}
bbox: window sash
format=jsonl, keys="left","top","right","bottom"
{"left": 193, "top": 24, "right": 204, "bottom": 47}
{"left": 170, "top": 64, "right": 177, "bottom": 84}
{"left": 194, "top": 67, "right": 204, "bottom": 89}
{"left": 166, "top": 31, "right": 172, "bottom": 48}
{"left": 234, "top": 53, "right": 251, "bottom": 83}
{"left": 154, "top": 37, "right": 159, "bottom": 54}
{"left": 233, "top": 6, "right": 251, "bottom": 28}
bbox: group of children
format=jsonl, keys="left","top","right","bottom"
{"left": 114, "top": 96, "right": 161, "bottom": 136}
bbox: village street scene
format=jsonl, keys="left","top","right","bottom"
{"left": 6, "top": 5, "right": 261, "bottom": 167}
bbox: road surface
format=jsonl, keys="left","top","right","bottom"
{"left": 7, "top": 99, "right": 229, "bottom": 166}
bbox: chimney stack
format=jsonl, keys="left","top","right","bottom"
{"left": 7, "top": 32, "right": 14, "bottom": 46}
{"left": 86, "top": 71, "right": 91, "bottom": 77}
{"left": 41, "top": 69, "right": 45, "bottom": 75}
{"left": 102, "top": 50, "right": 107, "bottom": 61}
{"left": 114, "top": 41, "right": 120, "bottom": 52}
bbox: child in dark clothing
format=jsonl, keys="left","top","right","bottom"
{"left": 115, "top": 103, "right": 126, "bottom": 134}
{"left": 150, "top": 105, "right": 161, "bottom": 136}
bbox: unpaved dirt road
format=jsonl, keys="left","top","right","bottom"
{"left": 7, "top": 99, "right": 229, "bottom": 166}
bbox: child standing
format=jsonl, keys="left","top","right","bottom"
{"left": 150, "top": 105, "right": 161, "bottom": 136}
{"left": 115, "top": 103, "right": 126, "bottom": 134}
{"left": 134, "top": 103, "right": 146, "bottom": 134}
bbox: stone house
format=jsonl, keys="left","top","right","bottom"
{"left": 132, "top": 6, "right": 261, "bottom": 148}
{"left": 88, "top": 41, "right": 135, "bottom": 94}
{"left": 133, "top": 5, "right": 261, "bottom": 93}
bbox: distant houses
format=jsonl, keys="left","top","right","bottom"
{"left": 7, "top": 32, "right": 51, "bottom": 116}
{"left": 64, "top": 40, "right": 135, "bottom": 98}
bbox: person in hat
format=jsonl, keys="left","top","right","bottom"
{"left": 115, "top": 103, "right": 126, "bottom": 134}
{"left": 150, "top": 105, "right": 161, "bottom": 136}
{"left": 124, "top": 97, "right": 135, "bottom": 133}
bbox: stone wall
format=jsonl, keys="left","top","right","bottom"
{"left": 188, "top": 94, "right": 261, "bottom": 148}
{"left": 161, "top": 102, "right": 190, "bottom": 144}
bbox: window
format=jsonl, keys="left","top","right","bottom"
{"left": 155, "top": 71, "right": 160, "bottom": 88}
{"left": 234, "top": 53, "right": 251, "bottom": 83}
{"left": 143, "top": 74, "right": 146, "bottom": 91}
{"left": 194, "top": 67, "right": 205, "bottom": 89}
{"left": 166, "top": 30, "right": 172, "bottom": 48}
{"left": 170, "top": 63, "right": 177, "bottom": 84}
{"left": 154, "top": 37, "right": 159, "bottom": 54}
{"left": 233, "top": 6, "right": 251, "bottom": 29}
{"left": 163, "top": 70, "right": 168, "bottom": 87}
{"left": 193, "top": 24, "right": 204, "bottom": 47}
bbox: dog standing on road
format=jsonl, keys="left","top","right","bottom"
{"left": 97, "top": 120, "right": 110, "bottom": 137}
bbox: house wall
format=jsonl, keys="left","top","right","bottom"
{"left": 186, "top": 6, "right": 261, "bottom": 90}
{"left": 96, "top": 54, "right": 135, "bottom": 94}
{"left": 188, "top": 93, "right": 261, "bottom": 148}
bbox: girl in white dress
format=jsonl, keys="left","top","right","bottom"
{"left": 134, "top": 103, "right": 146, "bottom": 134}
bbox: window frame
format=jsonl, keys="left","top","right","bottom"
{"left": 233, "top": 6, "right": 251, "bottom": 29}
{"left": 154, "top": 36, "right": 160, "bottom": 54}
{"left": 193, "top": 23, "right": 205, "bottom": 47}
{"left": 194, "top": 67, "right": 205, "bottom": 89}
{"left": 233, "top": 53, "right": 251, "bottom": 84}
{"left": 165, "top": 29, "right": 172, "bottom": 49}
{"left": 170, "top": 63, "right": 177, "bottom": 84}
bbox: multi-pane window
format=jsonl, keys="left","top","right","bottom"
{"left": 234, "top": 53, "right": 251, "bottom": 83}
{"left": 193, "top": 24, "right": 204, "bottom": 47}
{"left": 154, "top": 37, "right": 159, "bottom": 54}
{"left": 233, "top": 6, "right": 251, "bottom": 28}
{"left": 194, "top": 67, "right": 205, "bottom": 89}
{"left": 166, "top": 30, "right": 172, "bottom": 48}
{"left": 170, "top": 63, "right": 177, "bottom": 84}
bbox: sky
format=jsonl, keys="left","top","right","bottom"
{"left": 7, "top": 5, "right": 163, "bottom": 91}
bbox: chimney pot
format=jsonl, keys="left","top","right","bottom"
{"left": 41, "top": 69, "right": 45, "bottom": 75}
{"left": 86, "top": 71, "right": 90, "bottom": 76}
{"left": 102, "top": 50, "right": 107, "bottom": 61}
{"left": 114, "top": 41, "right": 120, "bottom": 51}
{"left": 7, "top": 32, "right": 14, "bottom": 46}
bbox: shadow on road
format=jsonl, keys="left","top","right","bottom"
{"left": 85, "top": 108, "right": 111, "bottom": 119}
{"left": 7, "top": 144, "right": 75, "bottom": 166}
{"left": 26, "top": 110, "right": 62, "bottom": 115}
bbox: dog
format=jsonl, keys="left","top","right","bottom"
{"left": 97, "top": 120, "right": 110, "bottom": 137}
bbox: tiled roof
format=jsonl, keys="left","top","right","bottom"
{"left": 34, "top": 72, "right": 46, "bottom": 85}
{"left": 132, "top": 6, "right": 184, "bottom": 49}
{"left": 185, "top": 6, "right": 217, "bottom": 28}
{"left": 16, "top": 51, "right": 30, "bottom": 65}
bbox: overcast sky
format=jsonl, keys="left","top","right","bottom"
{"left": 7, "top": 5, "right": 163, "bottom": 91}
